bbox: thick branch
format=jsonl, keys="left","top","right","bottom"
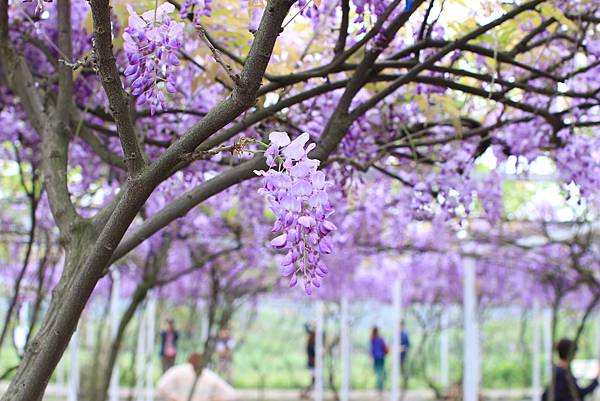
{"left": 56, "top": 0, "right": 73, "bottom": 124}
{"left": 311, "top": 0, "right": 426, "bottom": 161}
{"left": 333, "top": 0, "right": 349, "bottom": 57}
{"left": 139, "top": 0, "right": 294, "bottom": 187}
{"left": 38, "top": 0, "right": 82, "bottom": 237}
{"left": 89, "top": 0, "right": 146, "bottom": 175}
{"left": 111, "top": 156, "right": 264, "bottom": 262}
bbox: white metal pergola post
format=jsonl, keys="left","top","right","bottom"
{"left": 595, "top": 315, "right": 600, "bottom": 363}
{"left": 146, "top": 296, "right": 157, "bottom": 401}
{"left": 109, "top": 271, "right": 121, "bottom": 401}
{"left": 68, "top": 326, "right": 80, "bottom": 401}
{"left": 135, "top": 306, "right": 147, "bottom": 401}
{"left": 532, "top": 301, "right": 542, "bottom": 401}
{"left": 543, "top": 308, "right": 553, "bottom": 383}
{"left": 440, "top": 307, "right": 450, "bottom": 389}
{"left": 57, "top": 353, "right": 66, "bottom": 387}
{"left": 14, "top": 302, "right": 30, "bottom": 356}
{"left": 0, "top": 296, "right": 5, "bottom": 320}
{"left": 201, "top": 301, "right": 209, "bottom": 343}
{"left": 463, "top": 258, "right": 479, "bottom": 401}
{"left": 314, "top": 301, "right": 324, "bottom": 401}
{"left": 340, "top": 296, "right": 351, "bottom": 401}
{"left": 390, "top": 278, "right": 402, "bottom": 401}
{"left": 18, "top": 301, "right": 29, "bottom": 328}
{"left": 84, "top": 312, "right": 94, "bottom": 348}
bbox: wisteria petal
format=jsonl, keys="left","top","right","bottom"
{"left": 269, "top": 131, "right": 291, "bottom": 147}
{"left": 271, "top": 233, "right": 287, "bottom": 248}
{"left": 282, "top": 132, "right": 310, "bottom": 160}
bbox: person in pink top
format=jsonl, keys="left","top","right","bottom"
{"left": 160, "top": 319, "right": 180, "bottom": 372}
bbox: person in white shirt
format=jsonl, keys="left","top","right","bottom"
{"left": 157, "top": 353, "right": 237, "bottom": 401}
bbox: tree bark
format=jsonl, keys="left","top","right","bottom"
{"left": 0, "top": 226, "right": 98, "bottom": 401}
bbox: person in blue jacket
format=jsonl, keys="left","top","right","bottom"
{"left": 370, "top": 326, "right": 388, "bottom": 393}
{"left": 400, "top": 320, "right": 410, "bottom": 372}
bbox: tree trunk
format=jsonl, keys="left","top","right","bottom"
{"left": 0, "top": 163, "right": 156, "bottom": 401}
{"left": 0, "top": 229, "right": 99, "bottom": 401}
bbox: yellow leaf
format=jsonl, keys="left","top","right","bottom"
{"left": 414, "top": 94, "right": 429, "bottom": 114}
{"left": 84, "top": 11, "right": 93, "bottom": 33}
{"left": 314, "top": 0, "right": 320, "bottom": 7}
{"left": 431, "top": 94, "right": 463, "bottom": 138}
{"left": 538, "top": 3, "right": 578, "bottom": 31}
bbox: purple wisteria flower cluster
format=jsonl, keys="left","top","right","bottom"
{"left": 123, "top": 3, "right": 184, "bottom": 115}
{"left": 255, "top": 132, "right": 337, "bottom": 295}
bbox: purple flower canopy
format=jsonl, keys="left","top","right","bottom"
{"left": 1, "top": 0, "right": 600, "bottom": 307}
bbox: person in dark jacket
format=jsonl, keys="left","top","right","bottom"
{"left": 370, "top": 326, "right": 388, "bottom": 393}
{"left": 400, "top": 320, "right": 410, "bottom": 370}
{"left": 301, "top": 323, "right": 316, "bottom": 399}
{"left": 542, "top": 338, "right": 599, "bottom": 401}
{"left": 160, "top": 319, "right": 180, "bottom": 373}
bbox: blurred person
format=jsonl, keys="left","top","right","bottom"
{"left": 370, "top": 326, "right": 388, "bottom": 394}
{"left": 400, "top": 320, "right": 410, "bottom": 372}
{"left": 301, "top": 323, "right": 316, "bottom": 399}
{"left": 400, "top": 320, "right": 411, "bottom": 391}
{"left": 215, "top": 328, "right": 236, "bottom": 381}
{"left": 542, "top": 338, "right": 599, "bottom": 401}
{"left": 157, "top": 352, "right": 237, "bottom": 401}
{"left": 160, "top": 318, "right": 180, "bottom": 373}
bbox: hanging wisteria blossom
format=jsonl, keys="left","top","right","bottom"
{"left": 255, "top": 132, "right": 337, "bottom": 295}
{"left": 123, "top": 3, "right": 184, "bottom": 115}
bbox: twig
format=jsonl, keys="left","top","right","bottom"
{"left": 59, "top": 52, "right": 97, "bottom": 72}
{"left": 282, "top": 0, "right": 313, "bottom": 29}
{"left": 194, "top": 22, "right": 241, "bottom": 85}
{"left": 182, "top": 139, "right": 249, "bottom": 161}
